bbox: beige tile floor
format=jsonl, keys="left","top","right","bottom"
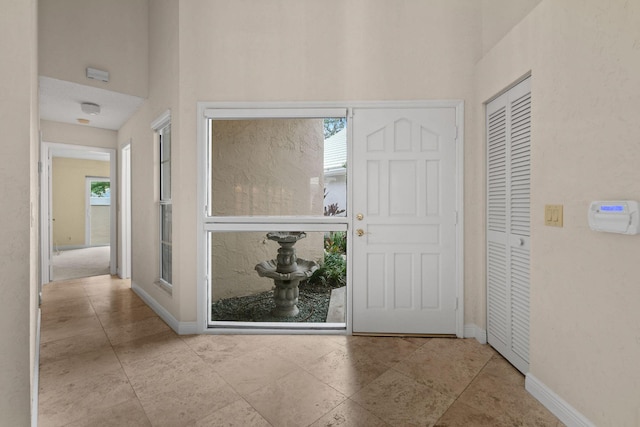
{"left": 39, "top": 275, "right": 564, "bottom": 427}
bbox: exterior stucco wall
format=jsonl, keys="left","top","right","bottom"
{"left": 211, "top": 231, "right": 325, "bottom": 302}
{"left": 211, "top": 119, "right": 325, "bottom": 217}
{"left": 210, "top": 119, "right": 325, "bottom": 300}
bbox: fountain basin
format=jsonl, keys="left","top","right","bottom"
{"left": 255, "top": 259, "right": 318, "bottom": 281}
{"left": 266, "top": 231, "right": 307, "bottom": 244}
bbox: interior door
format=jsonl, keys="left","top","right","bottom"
{"left": 352, "top": 107, "right": 459, "bottom": 335}
{"left": 486, "top": 77, "right": 531, "bottom": 374}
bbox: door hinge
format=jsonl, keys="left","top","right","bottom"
{"left": 38, "top": 161, "right": 42, "bottom": 174}
{"left": 454, "top": 126, "right": 458, "bottom": 140}
{"left": 454, "top": 211, "right": 459, "bottom": 225}
{"left": 455, "top": 297, "right": 459, "bottom": 310}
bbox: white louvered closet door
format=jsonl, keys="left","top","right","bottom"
{"left": 486, "top": 77, "right": 531, "bottom": 374}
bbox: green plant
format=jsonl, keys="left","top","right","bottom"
{"left": 91, "top": 181, "right": 110, "bottom": 196}
{"left": 308, "top": 252, "right": 346, "bottom": 289}
{"left": 324, "top": 231, "right": 346, "bottom": 254}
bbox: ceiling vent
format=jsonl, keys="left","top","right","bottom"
{"left": 86, "top": 67, "right": 109, "bottom": 82}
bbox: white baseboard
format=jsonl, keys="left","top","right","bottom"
{"left": 131, "top": 282, "right": 199, "bottom": 335}
{"left": 463, "top": 323, "right": 487, "bottom": 344}
{"left": 526, "top": 374, "right": 596, "bottom": 427}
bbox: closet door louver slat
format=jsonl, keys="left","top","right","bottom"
{"left": 486, "top": 78, "right": 531, "bottom": 374}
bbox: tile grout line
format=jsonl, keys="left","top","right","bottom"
{"left": 83, "top": 279, "right": 155, "bottom": 427}
{"left": 40, "top": 278, "right": 134, "bottom": 427}
{"left": 183, "top": 337, "right": 278, "bottom": 426}
{"left": 432, "top": 351, "right": 498, "bottom": 425}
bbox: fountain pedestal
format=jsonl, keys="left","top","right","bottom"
{"left": 255, "top": 232, "right": 318, "bottom": 317}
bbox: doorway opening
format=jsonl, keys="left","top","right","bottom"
{"left": 41, "top": 142, "right": 117, "bottom": 283}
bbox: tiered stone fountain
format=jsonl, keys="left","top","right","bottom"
{"left": 255, "top": 232, "right": 318, "bottom": 317}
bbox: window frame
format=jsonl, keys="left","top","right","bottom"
{"left": 199, "top": 105, "right": 351, "bottom": 331}
{"left": 152, "top": 111, "right": 173, "bottom": 291}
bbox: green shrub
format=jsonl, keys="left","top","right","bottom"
{"left": 308, "top": 251, "right": 346, "bottom": 289}
{"left": 324, "top": 231, "right": 346, "bottom": 254}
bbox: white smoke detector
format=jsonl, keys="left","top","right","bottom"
{"left": 81, "top": 102, "right": 101, "bottom": 115}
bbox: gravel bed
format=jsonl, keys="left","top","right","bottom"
{"left": 211, "top": 282, "right": 332, "bottom": 323}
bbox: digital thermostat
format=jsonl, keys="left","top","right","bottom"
{"left": 588, "top": 201, "right": 639, "bottom": 235}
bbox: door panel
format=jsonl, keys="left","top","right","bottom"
{"left": 352, "top": 107, "right": 458, "bottom": 335}
{"left": 486, "top": 77, "right": 531, "bottom": 374}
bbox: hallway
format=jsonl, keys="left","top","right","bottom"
{"left": 38, "top": 275, "right": 562, "bottom": 426}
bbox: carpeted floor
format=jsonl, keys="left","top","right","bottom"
{"left": 51, "top": 246, "right": 110, "bottom": 281}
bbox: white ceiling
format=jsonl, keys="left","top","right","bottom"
{"left": 39, "top": 76, "right": 145, "bottom": 131}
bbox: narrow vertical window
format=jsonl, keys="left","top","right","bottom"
{"left": 152, "top": 110, "right": 172, "bottom": 290}
{"left": 159, "top": 123, "right": 172, "bottom": 285}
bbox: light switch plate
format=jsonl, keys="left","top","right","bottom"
{"left": 545, "top": 204, "right": 563, "bottom": 227}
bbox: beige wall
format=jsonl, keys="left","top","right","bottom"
{"left": 481, "top": 0, "right": 542, "bottom": 55}
{"left": 52, "top": 158, "right": 110, "bottom": 248}
{"left": 460, "top": 0, "right": 545, "bottom": 331}
{"left": 0, "top": 0, "right": 39, "bottom": 424}
{"left": 118, "top": 0, "right": 180, "bottom": 318}
{"left": 170, "top": 0, "right": 484, "bottom": 325}
{"left": 210, "top": 119, "right": 325, "bottom": 300}
{"left": 476, "top": 1, "right": 640, "bottom": 425}
{"left": 41, "top": 120, "right": 118, "bottom": 149}
{"left": 39, "top": 0, "right": 149, "bottom": 98}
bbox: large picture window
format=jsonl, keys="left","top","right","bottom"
{"left": 201, "top": 108, "right": 349, "bottom": 330}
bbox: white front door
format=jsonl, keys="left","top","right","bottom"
{"left": 352, "top": 107, "right": 460, "bottom": 335}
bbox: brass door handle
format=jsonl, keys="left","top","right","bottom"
{"left": 356, "top": 213, "right": 364, "bottom": 221}
{"left": 356, "top": 229, "right": 365, "bottom": 237}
